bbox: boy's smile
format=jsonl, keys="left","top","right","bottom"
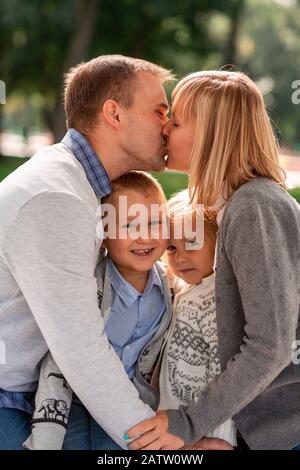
{"left": 103, "top": 188, "right": 168, "bottom": 291}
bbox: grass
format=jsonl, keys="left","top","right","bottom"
{"left": 289, "top": 187, "right": 300, "bottom": 202}
{"left": 0, "top": 156, "right": 29, "bottom": 182}
{"left": 151, "top": 171, "right": 188, "bottom": 199}
{"left": 1, "top": 155, "right": 299, "bottom": 203}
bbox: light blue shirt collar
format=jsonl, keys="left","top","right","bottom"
{"left": 61, "top": 128, "right": 112, "bottom": 199}
{"left": 107, "top": 257, "right": 163, "bottom": 307}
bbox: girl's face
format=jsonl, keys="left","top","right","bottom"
{"left": 163, "top": 109, "right": 196, "bottom": 174}
{"left": 166, "top": 218, "right": 215, "bottom": 285}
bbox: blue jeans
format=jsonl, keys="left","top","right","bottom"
{"left": 0, "top": 408, "right": 31, "bottom": 450}
{"left": 0, "top": 400, "right": 121, "bottom": 450}
{"left": 63, "top": 398, "right": 122, "bottom": 450}
{"left": 0, "top": 404, "right": 298, "bottom": 450}
{"left": 0, "top": 406, "right": 90, "bottom": 450}
{"left": 89, "top": 416, "right": 122, "bottom": 450}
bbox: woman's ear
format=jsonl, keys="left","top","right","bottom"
{"left": 102, "top": 100, "right": 121, "bottom": 128}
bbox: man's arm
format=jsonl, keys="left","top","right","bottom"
{"left": 4, "top": 192, "right": 154, "bottom": 448}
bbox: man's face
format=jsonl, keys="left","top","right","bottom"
{"left": 120, "top": 72, "right": 169, "bottom": 172}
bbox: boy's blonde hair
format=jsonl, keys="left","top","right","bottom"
{"left": 172, "top": 71, "right": 286, "bottom": 206}
{"left": 167, "top": 189, "right": 218, "bottom": 247}
{"left": 103, "top": 171, "right": 166, "bottom": 204}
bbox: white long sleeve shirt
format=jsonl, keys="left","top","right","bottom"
{"left": 0, "top": 142, "right": 154, "bottom": 447}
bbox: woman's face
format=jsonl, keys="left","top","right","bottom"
{"left": 163, "top": 109, "right": 196, "bottom": 173}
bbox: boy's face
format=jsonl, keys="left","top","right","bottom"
{"left": 103, "top": 188, "right": 168, "bottom": 274}
{"left": 166, "top": 218, "right": 215, "bottom": 285}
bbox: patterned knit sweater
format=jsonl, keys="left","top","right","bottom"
{"left": 159, "top": 273, "right": 237, "bottom": 446}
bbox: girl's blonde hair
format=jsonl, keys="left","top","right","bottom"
{"left": 172, "top": 71, "right": 286, "bottom": 206}
{"left": 167, "top": 189, "right": 218, "bottom": 247}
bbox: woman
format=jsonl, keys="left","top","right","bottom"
{"left": 126, "top": 71, "right": 300, "bottom": 450}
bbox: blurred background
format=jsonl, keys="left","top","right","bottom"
{"left": 1, "top": 0, "right": 300, "bottom": 201}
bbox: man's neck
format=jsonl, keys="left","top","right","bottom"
{"left": 87, "top": 132, "right": 132, "bottom": 182}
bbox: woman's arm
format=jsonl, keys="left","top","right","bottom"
{"left": 126, "top": 200, "right": 300, "bottom": 448}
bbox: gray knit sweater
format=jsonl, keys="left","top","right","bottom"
{"left": 167, "top": 177, "right": 300, "bottom": 450}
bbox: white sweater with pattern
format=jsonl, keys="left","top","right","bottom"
{"left": 159, "top": 273, "right": 237, "bottom": 446}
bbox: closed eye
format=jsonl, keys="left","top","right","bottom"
{"left": 156, "top": 110, "right": 169, "bottom": 123}
{"left": 149, "top": 220, "right": 161, "bottom": 226}
{"left": 122, "top": 222, "right": 137, "bottom": 229}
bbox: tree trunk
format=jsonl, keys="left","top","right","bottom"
{"left": 224, "top": 0, "right": 245, "bottom": 66}
{"left": 46, "top": 0, "right": 100, "bottom": 142}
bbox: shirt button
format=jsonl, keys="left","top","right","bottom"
{"left": 125, "top": 345, "right": 130, "bottom": 351}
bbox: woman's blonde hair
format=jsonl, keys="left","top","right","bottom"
{"left": 172, "top": 70, "right": 286, "bottom": 206}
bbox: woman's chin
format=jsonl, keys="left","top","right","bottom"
{"left": 166, "top": 159, "right": 190, "bottom": 174}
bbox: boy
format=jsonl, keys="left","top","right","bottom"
{"left": 23, "top": 171, "right": 173, "bottom": 450}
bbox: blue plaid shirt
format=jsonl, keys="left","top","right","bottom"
{"left": 61, "top": 127, "right": 112, "bottom": 199}
{"left": 0, "top": 128, "right": 112, "bottom": 414}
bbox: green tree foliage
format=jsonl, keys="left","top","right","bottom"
{"left": 0, "top": 0, "right": 244, "bottom": 141}
{"left": 237, "top": 0, "right": 300, "bottom": 146}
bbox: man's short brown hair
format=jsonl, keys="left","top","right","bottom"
{"left": 64, "top": 54, "right": 174, "bottom": 134}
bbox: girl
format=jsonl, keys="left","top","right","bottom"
{"left": 158, "top": 190, "right": 236, "bottom": 449}
{"left": 126, "top": 71, "right": 300, "bottom": 450}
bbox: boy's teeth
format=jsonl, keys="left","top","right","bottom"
{"left": 133, "top": 249, "right": 151, "bottom": 254}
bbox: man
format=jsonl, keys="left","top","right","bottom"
{"left": 0, "top": 55, "right": 229, "bottom": 450}
{"left": 0, "top": 55, "right": 172, "bottom": 449}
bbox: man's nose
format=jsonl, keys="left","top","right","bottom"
{"left": 162, "top": 120, "right": 170, "bottom": 139}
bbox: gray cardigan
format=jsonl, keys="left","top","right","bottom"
{"left": 167, "top": 177, "right": 300, "bottom": 450}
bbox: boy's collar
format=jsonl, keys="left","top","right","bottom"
{"left": 107, "top": 256, "right": 163, "bottom": 307}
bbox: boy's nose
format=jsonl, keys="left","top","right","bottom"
{"left": 136, "top": 236, "right": 151, "bottom": 244}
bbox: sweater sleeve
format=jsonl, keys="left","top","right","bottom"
{"left": 23, "top": 351, "right": 73, "bottom": 450}
{"left": 4, "top": 192, "right": 154, "bottom": 448}
{"left": 166, "top": 201, "right": 299, "bottom": 444}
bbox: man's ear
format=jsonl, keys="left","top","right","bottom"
{"left": 102, "top": 100, "right": 121, "bottom": 129}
